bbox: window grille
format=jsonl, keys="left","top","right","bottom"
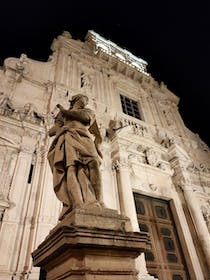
{"left": 120, "top": 95, "right": 141, "bottom": 119}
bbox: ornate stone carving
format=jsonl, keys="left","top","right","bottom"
{"left": 112, "top": 158, "right": 129, "bottom": 171}
{"left": 106, "top": 119, "right": 123, "bottom": 139}
{"left": 15, "top": 53, "right": 29, "bottom": 82}
{"left": 149, "top": 184, "right": 158, "bottom": 192}
{"left": 200, "top": 201, "right": 210, "bottom": 232}
{"left": 163, "top": 108, "right": 176, "bottom": 127}
{"left": 0, "top": 97, "right": 45, "bottom": 126}
{"left": 155, "top": 129, "right": 174, "bottom": 148}
{"left": 20, "top": 103, "right": 45, "bottom": 125}
{"left": 0, "top": 92, "right": 14, "bottom": 113}
{"left": 186, "top": 162, "right": 200, "bottom": 173}
{"left": 187, "top": 162, "right": 210, "bottom": 174}
{"left": 132, "top": 123, "right": 148, "bottom": 137}
{"left": 200, "top": 180, "right": 210, "bottom": 188}
{"left": 173, "top": 177, "right": 192, "bottom": 192}
{"left": 80, "top": 72, "right": 93, "bottom": 90}
{"left": 174, "top": 183, "right": 184, "bottom": 193}
{"left": 145, "top": 148, "right": 159, "bottom": 167}
{"left": 194, "top": 133, "right": 209, "bottom": 152}
{"left": 0, "top": 149, "right": 18, "bottom": 205}
{"left": 108, "top": 117, "right": 149, "bottom": 139}
{"left": 199, "top": 163, "right": 210, "bottom": 174}
{"left": 62, "top": 30, "right": 72, "bottom": 39}
{"left": 16, "top": 54, "right": 28, "bottom": 72}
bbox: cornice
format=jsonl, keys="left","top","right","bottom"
{"left": 86, "top": 30, "right": 148, "bottom": 73}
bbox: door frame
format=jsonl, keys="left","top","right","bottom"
{"left": 133, "top": 190, "right": 196, "bottom": 280}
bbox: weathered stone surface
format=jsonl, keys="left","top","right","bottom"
{"left": 50, "top": 205, "right": 133, "bottom": 233}
{"left": 32, "top": 210, "right": 150, "bottom": 280}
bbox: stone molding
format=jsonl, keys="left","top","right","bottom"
{"left": 32, "top": 207, "right": 150, "bottom": 280}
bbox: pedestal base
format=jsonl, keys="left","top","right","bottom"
{"left": 32, "top": 207, "right": 150, "bottom": 280}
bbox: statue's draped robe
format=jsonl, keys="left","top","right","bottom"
{"left": 47, "top": 108, "right": 101, "bottom": 212}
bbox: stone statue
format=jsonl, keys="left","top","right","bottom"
{"left": 80, "top": 72, "right": 93, "bottom": 90}
{"left": 0, "top": 92, "right": 14, "bottom": 112}
{"left": 47, "top": 94, "right": 104, "bottom": 220}
{"left": 20, "top": 103, "right": 45, "bottom": 124}
{"left": 145, "top": 148, "right": 158, "bottom": 167}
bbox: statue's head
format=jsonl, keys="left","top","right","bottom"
{"left": 23, "top": 103, "right": 32, "bottom": 113}
{"left": 69, "top": 94, "right": 88, "bottom": 108}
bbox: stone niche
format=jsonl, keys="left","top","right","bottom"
{"left": 32, "top": 206, "right": 150, "bottom": 280}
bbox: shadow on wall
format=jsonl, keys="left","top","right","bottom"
{"left": 39, "top": 268, "right": 46, "bottom": 280}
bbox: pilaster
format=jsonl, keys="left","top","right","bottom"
{"left": 0, "top": 147, "right": 34, "bottom": 277}
{"left": 113, "top": 155, "right": 139, "bottom": 232}
{"left": 181, "top": 184, "right": 210, "bottom": 268}
{"left": 100, "top": 143, "right": 119, "bottom": 211}
{"left": 139, "top": 93, "right": 154, "bottom": 125}
{"left": 169, "top": 144, "right": 210, "bottom": 278}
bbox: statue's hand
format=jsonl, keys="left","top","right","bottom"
{"left": 56, "top": 104, "right": 64, "bottom": 112}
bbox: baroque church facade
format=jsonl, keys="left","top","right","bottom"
{"left": 0, "top": 30, "right": 209, "bottom": 280}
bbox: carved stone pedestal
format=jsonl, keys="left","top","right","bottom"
{"left": 32, "top": 206, "right": 150, "bottom": 280}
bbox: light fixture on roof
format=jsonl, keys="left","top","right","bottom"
{"left": 87, "top": 30, "right": 149, "bottom": 75}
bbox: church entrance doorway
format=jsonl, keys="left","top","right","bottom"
{"left": 134, "top": 193, "right": 189, "bottom": 280}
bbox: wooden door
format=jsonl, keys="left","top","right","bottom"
{"left": 134, "top": 193, "right": 189, "bottom": 280}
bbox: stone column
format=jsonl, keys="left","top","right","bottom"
{"left": 100, "top": 142, "right": 120, "bottom": 211}
{"left": 182, "top": 185, "right": 210, "bottom": 268}
{"left": 15, "top": 145, "right": 50, "bottom": 278}
{"left": 114, "top": 156, "right": 139, "bottom": 232}
{"left": 30, "top": 144, "right": 61, "bottom": 280}
{"left": 146, "top": 94, "right": 161, "bottom": 127}
{"left": 113, "top": 154, "right": 157, "bottom": 280}
{"left": 55, "top": 46, "right": 69, "bottom": 86}
{"left": 0, "top": 146, "right": 34, "bottom": 280}
{"left": 169, "top": 144, "right": 208, "bottom": 278}
{"left": 70, "top": 54, "right": 80, "bottom": 91}
{"left": 170, "top": 184, "right": 205, "bottom": 279}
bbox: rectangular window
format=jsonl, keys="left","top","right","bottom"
{"left": 120, "top": 95, "right": 141, "bottom": 120}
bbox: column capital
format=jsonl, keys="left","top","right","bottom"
{"left": 112, "top": 158, "right": 129, "bottom": 171}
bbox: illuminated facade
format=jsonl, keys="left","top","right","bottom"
{"left": 0, "top": 30, "right": 210, "bottom": 280}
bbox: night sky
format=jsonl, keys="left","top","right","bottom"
{"left": 0, "top": 1, "right": 209, "bottom": 146}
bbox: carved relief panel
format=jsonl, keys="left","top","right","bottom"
{"left": 0, "top": 138, "right": 19, "bottom": 204}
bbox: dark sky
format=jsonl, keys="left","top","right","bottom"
{"left": 0, "top": 1, "right": 210, "bottom": 146}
